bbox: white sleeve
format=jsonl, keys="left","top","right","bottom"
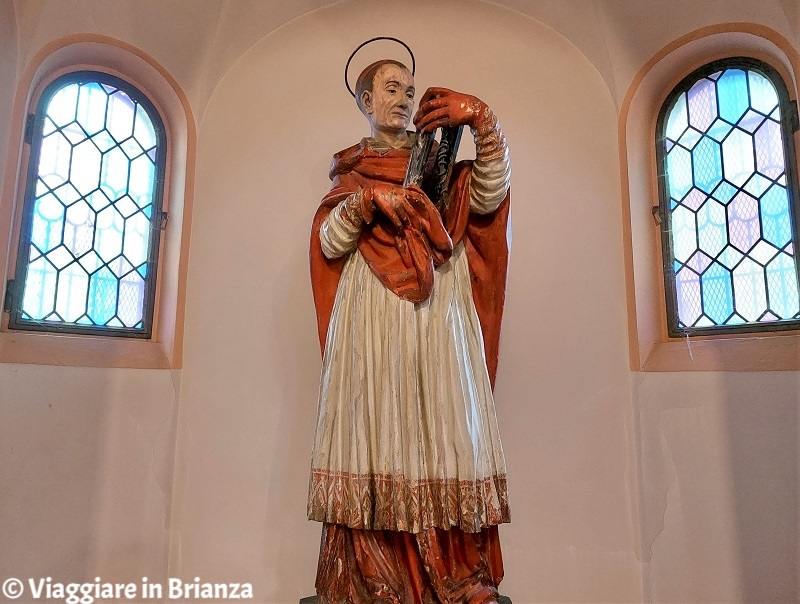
{"left": 320, "top": 196, "right": 361, "bottom": 259}
{"left": 469, "top": 146, "right": 511, "bottom": 215}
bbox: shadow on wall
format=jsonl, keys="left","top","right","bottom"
{"left": 722, "top": 371, "right": 799, "bottom": 602}
{"left": 0, "top": 365, "right": 180, "bottom": 586}
{"left": 635, "top": 369, "right": 798, "bottom": 602}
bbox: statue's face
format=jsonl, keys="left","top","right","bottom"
{"left": 361, "top": 64, "right": 415, "bottom": 133}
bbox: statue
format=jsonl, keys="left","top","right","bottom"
{"left": 308, "top": 39, "right": 511, "bottom": 603}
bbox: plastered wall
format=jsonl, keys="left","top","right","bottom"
{"left": 0, "top": 1, "right": 798, "bottom": 603}
{"left": 0, "top": 364, "right": 179, "bottom": 586}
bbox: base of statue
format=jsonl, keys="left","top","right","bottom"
{"left": 301, "top": 596, "right": 512, "bottom": 603}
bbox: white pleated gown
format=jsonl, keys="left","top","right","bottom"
{"left": 308, "top": 142, "right": 511, "bottom": 534}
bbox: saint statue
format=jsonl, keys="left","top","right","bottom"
{"left": 308, "top": 44, "right": 512, "bottom": 603}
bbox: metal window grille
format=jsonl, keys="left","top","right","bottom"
{"left": 6, "top": 71, "right": 166, "bottom": 338}
{"left": 656, "top": 58, "right": 800, "bottom": 336}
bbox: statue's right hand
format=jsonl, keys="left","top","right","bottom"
{"left": 366, "top": 183, "right": 413, "bottom": 231}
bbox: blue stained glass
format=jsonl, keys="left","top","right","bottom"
{"left": 55, "top": 263, "right": 89, "bottom": 322}
{"left": 692, "top": 138, "right": 722, "bottom": 193}
{"left": 760, "top": 185, "right": 792, "bottom": 248}
{"left": 47, "top": 84, "right": 78, "bottom": 127}
{"left": 766, "top": 253, "right": 800, "bottom": 318}
{"left": 748, "top": 71, "right": 779, "bottom": 115}
{"left": 30, "top": 194, "right": 64, "bottom": 253}
{"left": 676, "top": 267, "right": 702, "bottom": 326}
{"left": 87, "top": 266, "right": 117, "bottom": 325}
{"left": 77, "top": 83, "right": 107, "bottom": 136}
{"left": 671, "top": 205, "right": 697, "bottom": 262}
{"left": 754, "top": 119, "right": 785, "bottom": 179}
{"left": 732, "top": 258, "right": 767, "bottom": 321}
{"left": 722, "top": 128, "right": 755, "bottom": 187}
{"left": 711, "top": 180, "right": 738, "bottom": 204}
{"left": 667, "top": 146, "right": 693, "bottom": 200}
{"left": 666, "top": 93, "right": 688, "bottom": 141}
{"left": 106, "top": 91, "right": 135, "bottom": 142}
{"left": 728, "top": 192, "right": 760, "bottom": 253}
{"left": 707, "top": 118, "right": 733, "bottom": 142}
{"left": 696, "top": 198, "right": 727, "bottom": 256}
{"left": 662, "top": 64, "right": 800, "bottom": 332}
{"left": 688, "top": 79, "right": 718, "bottom": 132}
{"left": 71, "top": 140, "right": 102, "bottom": 195}
{"left": 717, "top": 69, "right": 749, "bottom": 124}
{"left": 22, "top": 257, "right": 56, "bottom": 319}
{"left": 742, "top": 173, "right": 771, "bottom": 197}
{"left": 678, "top": 127, "right": 703, "bottom": 150}
{"left": 134, "top": 104, "right": 157, "bottom": 150}
{"left": 14, "top": 74, "right": 163, "bottom": 335}
{"left": 100, "top": 146, "right": 129, "bottom": 201}
{"left": 718, "top": 245, "right": 744, "bottom": 269}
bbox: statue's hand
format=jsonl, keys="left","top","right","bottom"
{"left": 366, "top": 183, "right": 424, "bottom": 231}
{"left": 413, "top": 87, "right": 485, "bottom": 133}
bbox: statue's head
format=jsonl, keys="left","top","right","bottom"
{"left": 355, "top": 60, "right": 415, "bottom": 135}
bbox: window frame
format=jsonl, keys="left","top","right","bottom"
{"left": 655, "top": 56, "right": 800, "bottom": 338}
{"left": 0, "top": 35, "right": 197, "bottom": 369}
{"left": 6, "top": 70, "right": 168, "bottom": 339}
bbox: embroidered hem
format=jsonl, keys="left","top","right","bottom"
{"left": 307, "top": 469, "right": 511, "bottom": 534}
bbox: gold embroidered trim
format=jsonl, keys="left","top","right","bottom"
{"left": 307, "top": 469, "right": 511, "bottom": 534}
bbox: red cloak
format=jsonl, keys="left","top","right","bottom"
{"left": 309, "top": 138, "right": 510, "bottom": 386}
{"left": 309, "top": 138, "right": 511, "bottom": 603}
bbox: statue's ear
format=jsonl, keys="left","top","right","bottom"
{"left": 360, "top": 90, "right": 372, "bottom": 114}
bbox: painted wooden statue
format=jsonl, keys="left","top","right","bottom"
{"left": 308, "top": 39, "right": 511, "bottom": 603}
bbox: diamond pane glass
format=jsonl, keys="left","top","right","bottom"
{"left": 14, "top": 73, "right": 164, "bottom": 335}
{"left": 661, "top": 64, "right": 800, "bottom": 332}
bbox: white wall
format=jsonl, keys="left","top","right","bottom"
{"left": 0, "top": 364, "right": 179, "bottom": 585}
{"left": 634, "top": 372, "right": 799, "bottom": 602}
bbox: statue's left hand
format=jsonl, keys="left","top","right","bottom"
{"left": 413, "top": 87, "right": 485, "bottom": 133}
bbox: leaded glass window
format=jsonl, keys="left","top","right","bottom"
{"left": 657, "top": 58, "right": 800, "bottom": 336}
{"left": 7, "top": 72, "right": 166, "bottom": 337}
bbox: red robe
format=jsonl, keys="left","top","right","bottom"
{"left": 309, "top": 138, "right": 510, "bottom": 604}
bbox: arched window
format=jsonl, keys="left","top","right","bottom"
{"left": 6, "top": 71, "right": 166, "bottom": 338}
{"left": 657, "top": 57, "right": 800, "bottom": 336}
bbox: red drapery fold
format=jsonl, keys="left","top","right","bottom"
{"left": 309, "top": 139, "right": 511, "bottom": 602}
{"left": 316, "top": 523, "right": 504, "bottom": 604}
{"left": 309, "top": 139, "right": 510, "bottom": 386}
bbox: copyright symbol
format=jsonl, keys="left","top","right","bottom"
{"left": 2, "top": 578, "right": 23, "bottom": 599}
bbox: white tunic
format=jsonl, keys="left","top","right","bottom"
{"left": 308, "top": 143, "right": 511, "bottom": 534}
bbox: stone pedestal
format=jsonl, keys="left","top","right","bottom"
{"left": 301, "top": 597, "right": 512, "bottom": 603}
